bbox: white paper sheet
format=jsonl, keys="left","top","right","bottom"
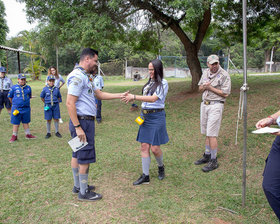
{"left": 252, "top": 127, "right": 280, "bottom": 134}
{"left": 68, "top": 136, "right": 88, "bottom": 152}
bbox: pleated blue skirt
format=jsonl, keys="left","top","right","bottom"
{"left": 136, "top": 110, "right": 169, "bottom": 146}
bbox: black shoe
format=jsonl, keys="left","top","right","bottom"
{"left": 194, "top": 153, "right": 211, "bottom": 165}
{"left": 78, "top": 189, "right": 102, "bottom": 201}
{"left": 45, "top": 133, "right": 51, "bottom": 139}
{"left": 55, "top": 132, "right": 62, "bottom": 138}
{"left": 202, "top": 158, "right": 219, "bottom": 172}
{"left": 72, "top": 185, "right": 95, "bottom": 194}
{"left": 158, "top": 165, "right": 165, "bottom": 180}
{"left": 133, "top": 174, "right": 150, "bottom": 185}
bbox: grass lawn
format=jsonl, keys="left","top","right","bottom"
{"left": 0, "top": 74, "right": 279, "bottom": 223}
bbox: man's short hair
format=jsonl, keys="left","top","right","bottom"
{"left": 80, "top": 48, "right": 98, "bottom": 61}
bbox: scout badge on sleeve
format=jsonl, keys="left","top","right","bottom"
{"left": 135, "top": 116, "right": 144, "bottom": 125}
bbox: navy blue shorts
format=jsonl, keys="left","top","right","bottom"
{"left": 262, "top": 136, "right": 280, "bottom": 220}
{"left": 44, "top": 103, "right": 61, "bottom": 120}
{"left": 137, "top": 110, "right": 169, "bottom": 146}
{"left": 11, "top": 107, "right": 31, "bottom": 125}
{"left": 69, "top": 119, "right": 96, "bottom": 164}
{"left": 0, "top": 91, "right": 11, "bottom": 109}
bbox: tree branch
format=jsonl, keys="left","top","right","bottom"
{"left": 194, "top": 7, "right": 211, "bottom": 50}
{"left": 130, "top": 0, "right": 193, "bottom": 48}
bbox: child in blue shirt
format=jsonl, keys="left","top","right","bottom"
{"left": 8, "top": 74, "right": 36, "bottom": 143}
{"left": 40, "top": 75, "right": 62, "bottom": 138}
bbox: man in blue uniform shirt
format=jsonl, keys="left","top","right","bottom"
{"left": 93, "top": 72, "right": 104, "bottom": 123}
{"left": 8, "top": 74, "right": 36, "bottom": 143}
{"left": 66, "top": 48, "right": 127, "bottom": 202}
{"left": 0, "top": 66, "right": 13, "bottom": 115}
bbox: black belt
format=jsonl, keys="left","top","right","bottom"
{"left": 203, "top": 100, "right": 224, "bottom": 105}
{"left": 142, "top": 109, "right": 164, "bottom": 114}
{"left": 78, "top": 115, "right": 95, "bottom": 120}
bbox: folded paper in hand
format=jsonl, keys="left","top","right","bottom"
{"left": 68, "top": 136, "right": 88, "bottom": 152}
{"left": 252, "top": 127, "right": 280, "bottom": 134}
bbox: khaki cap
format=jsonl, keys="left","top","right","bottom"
{"left": 207, "top": 54, "right": 219, "bottom": 64}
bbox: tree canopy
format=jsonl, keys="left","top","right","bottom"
{"left": 15, "top": 0, "right": 280, "bottom": 90}
{"left": 0, "top": 0, "right": 9, "bottom": 65}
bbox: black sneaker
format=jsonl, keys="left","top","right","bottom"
{"left": 158, "top": 165, "right": 165, "bottom": 180}
{"left": 45, "top": 133, "right": 51, "bottom": 139}
{"left": 55, "top": 132, "right": 62, "bottom": 138}
{"left": 78, "top": 189, "right": 102, "bottom": 201}
{"left": 202, "top": 158, "right": 219, "bottom": 172}
{"left": 194, "top": 153, "right": 210, "bottom": 165}
{"left": 72, "top": 185, "right": 95, "bottom": 194}
{"left": 133, "top": 174, "right": 150, "bottom": 185}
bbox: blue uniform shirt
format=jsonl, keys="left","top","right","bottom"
{"left": 8, "top": 84, "right": 32, "bottom": 109}
{"left": 67, "top": 67, "right": 97, "bottom": 116}
{"left": 141, "top": 79, "right": 168, "bottom": 109}
{"left": 0, "top": 76, "right": 13, "bottom": 91}
{"left": 40, "top": 86, "right": 61, "bottom": 105}
{"left": 93, "top": 74, "right": 104, "bottom": 90}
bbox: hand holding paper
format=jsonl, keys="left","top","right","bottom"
{"left": 68, "top": 136, "right": 88, "bottom": 152}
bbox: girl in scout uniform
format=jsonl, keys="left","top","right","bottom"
{"left": 8, "top": 74, "right": 36, "bottom": 142}
{"left": 122, "top": 59, "right": 169, "bottom": 185}
{"left": 0, "top": 66, "right": 13, "bottom": 115}
{"left": 40, "top": 75, "right": 62, "bottom": 139}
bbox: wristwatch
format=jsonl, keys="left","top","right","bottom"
{"left": 74, "top": 124, "right": 81, "bottom": 128}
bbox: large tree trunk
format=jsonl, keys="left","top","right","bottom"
{"left": 185, "top": 45, "right": 202, "bottom": 92}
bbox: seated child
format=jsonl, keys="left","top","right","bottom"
{"left": 40, "top": 75, "right": 62, "bottom": 138}
{"left": 8, "top": 74, "right": 36, "bottom": 143}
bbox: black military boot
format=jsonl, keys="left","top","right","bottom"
{"left": 202, "top": 158, "right": 219, "bottom": 172}
{"left": 158, "top": 165, "right": 165, "bottom": 180}
{"left": 133, "top": 174, "right": 150, "bottom": 185}
{"left": 194, "top": 153, "right": 211, "bottom": 165}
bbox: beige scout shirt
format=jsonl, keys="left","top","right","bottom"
{"left": 198, "top": 67, "right": 231, "bottom": 102}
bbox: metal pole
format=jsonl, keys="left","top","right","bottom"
{"left": 227, "top": 49, "right": 230, "bottom": 73}
{"left": 17, "top": 52, "right": 21, "bottom": 73}
{"left": 242, "top": 0, "right": 248, "bottom": 207}
{"left": 56, "top": 45, "right": 59, "bottom": 73}
{"left": 269, "top": 46, "right": 275, "bottom": 73}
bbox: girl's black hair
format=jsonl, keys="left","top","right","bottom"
{"left": 142, "top": 59, "right": 163, "bottom": 95}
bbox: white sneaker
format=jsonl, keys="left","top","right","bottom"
{"left": 59, "top": 118, "right": 63, "bottom": 123}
